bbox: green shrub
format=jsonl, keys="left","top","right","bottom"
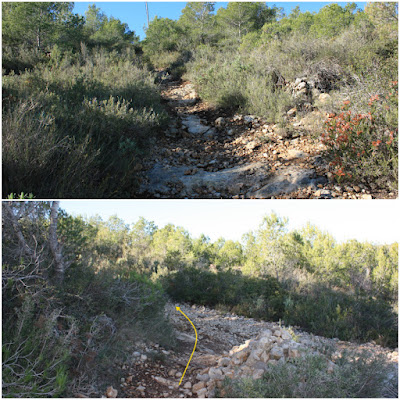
{"left": 163, "top": 266, "right": 397, "bottom": 347}
{"left": 2, "top": 43, "right": 47, "bottom": 73}
{"left": 322, "top": 82, "right": 398, "bottom": 190}
{"left": 188, "top": 53, "right": 247, "bottom": 110}
{"left": 2, "top": 255, "right": 176, "bottom": 397}
{"left": 162, "top": 268, "right": 285, "bottom": 321}
{"left": 2, "top": 97, "right": 97, "bottom": 198}
{"left": 146, "top": 50, "right": 182, "bottom": 70}
{"left": 221, "top": 350, "right": 393, "bottom": 398}
{"left": 283, "top": 286, "right": 398, "bottom": 347}
{"left": 62, "top": 265, "right": 176, "bottom": 350}
{"left": 243, "top": 71, "right": 293, "bottom": 121}
{"left": 2, "top": 291, "right": 73, "bottom": 397}
{"left": 2, "top": 48, "right": 168, "bottom": 198}
{"left": 186, "top": 47, "right": 293, "bottom": 120}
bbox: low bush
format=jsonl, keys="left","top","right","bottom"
{"left": 2, "top": 98, "right": 97, "bottom": 199}
{"left": 62, "top": 265, "right": 176, "bottom": 350}
{"left": 2, "top": 48, "right": 168, "bottom": 198}
{"left": 221, "top": 350, "right": 393, "bottom": 398}
{"left": 322, "top": 81, "right": 398, "bottom": 190}
{"left": 2, "top": 44, "right": 47, "bottom": 73}
{"left": 186, "top": 47, "right": 293, "bottom": 120}
{"left": 146, "top": 50, "right": 182, "bottom": 70}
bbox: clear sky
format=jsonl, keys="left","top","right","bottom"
{"left": 72, "top": 1, "right": 367, "bottom": 41}
{"left": 60, "top": 200, "right": 399, "bottom": 245}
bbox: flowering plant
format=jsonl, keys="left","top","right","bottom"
{"left": 321, "top": 81, "right": 398, "bottom": 188}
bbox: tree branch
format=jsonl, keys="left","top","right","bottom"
{"left": 3, "top": 202, "right": 34, "bottom": 258}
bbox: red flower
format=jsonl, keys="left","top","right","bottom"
{"left": 386, "top": 131, "right": 394, "bottom": 145}
{"left": 369, "top": 94, "right": 379, "bottom": 102}
{"left": 372, "top": 140, "right": 381, "bottom": 147}
{"left": 336, "top": 169, "right": 346, "bottom": 177}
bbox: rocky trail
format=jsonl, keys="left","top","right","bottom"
{"left": 137, "top": 79, "right": 395, "bottom": 199}
{"left": 96, "top": 303, "right": 398, "bottom": 398}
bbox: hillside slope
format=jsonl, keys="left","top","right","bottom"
{"left": 138, "top": 78, "right": 396, "bottom": 199}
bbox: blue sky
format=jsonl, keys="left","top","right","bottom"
{"left": 60, "top": 200, "right": 399, "bottom": 245}
{"left": 72, "top": 2, "right": 367, "bottom": 41}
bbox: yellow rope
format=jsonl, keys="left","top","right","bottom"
{"left": 176, "top": 306, "right": 198, "bottom": 385}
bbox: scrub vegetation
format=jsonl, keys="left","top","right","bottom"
{"left": 2, "top": 2, "right": 398, "bottom": 197}
{"left": 2, "top": 202, "right": 397, "bottom": 396}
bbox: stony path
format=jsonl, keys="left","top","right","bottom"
{"left": 137, "top": 80, "right": 394, "bottom": 199}
{"left": 113, "top": 303, "right": 398, "bottom": 398}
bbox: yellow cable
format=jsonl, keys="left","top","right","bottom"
{"left": 176, "top": 306, "right": 198, "bottom": 385}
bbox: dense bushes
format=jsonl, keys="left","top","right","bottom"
{"left": 185, "top": 46, "right": 293, "bottom": 120}
{"left": 162, "top": 268, "right": 285, "bottom": 321}
{"left": 283, "top": 285, "right": 398, "bottom": 348}
{"left": 2, "top": 203, "right": 175, "bottom": 397}
{"left": 2, "top": 49, "right": 168, "bottom": 198}
{"left": 221, "top": 350, "right": 394, "bottom": 398}
{"left": 2, "top": 263, "right": 174, "bottom": 397}
{"left": 2, "top": 283, "right": 72, "bottom": 397}
{"left": 2, "top": 2, "right": 137, "bottom": 74}
{"left": 63, "top": 265, "right": 175, "bottom": 349}
{"left": 185, "top": 21, "right": 398, "bottom": 125}
{"left": 64, "top": 211, "right": 398, "bottom": 348}
{"left": 177, "top": 3, "right": 398, "bottom": 188}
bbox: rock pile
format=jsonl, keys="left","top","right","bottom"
{"left": 165, "top": 82, "right": 199, "bottom": 107}
{"left": 115, "top": 303, "right": 397, "bottom": 398}
{"left": 287, "top": 77, "right": 313, "bottom": 111}
{"left": 190, "top": 325, "right": 334, "bottom": 398}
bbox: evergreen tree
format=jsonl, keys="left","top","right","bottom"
{"left": 142, "top": 17, "right": 184, "bottom": 55}
{"left": 364, "top": 1, "right": 398, "bottom": 27}
{"left": 179, "top": 2, "right": 215, "bottom": 44}
{"left": 2, "top": 2, "right": 76, "bottom": 51}
{"left": 310, "top": 3, "right": 357, "bottom": 38}
{"left": 84, "top": 4, "right": 138, "bottom": 50}
{"left": 216, "top": 2, "right": 278, "bottom": 42}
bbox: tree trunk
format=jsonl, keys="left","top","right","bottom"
{"left": 49, "top": 201, "right": 69, "bottom": 284}
{"left": 36, "top": 27, "right": 41, "bottom": 50}
{"left": 3, "top": 203, "right": 34, "bottom": 258}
